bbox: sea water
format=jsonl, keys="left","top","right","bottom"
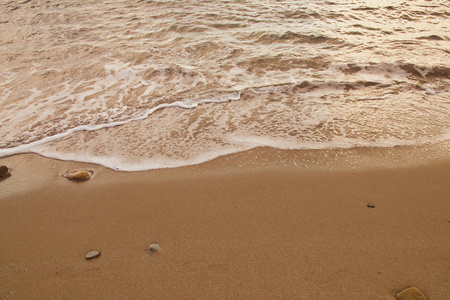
{"left": 0, "top": 0, "right": 449, "bottom": 170}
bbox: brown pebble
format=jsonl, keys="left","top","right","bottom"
{"left": 85, "top": 250, "right": 101, "bottom": 259}
{"left": 0, "top": 165, "right": 10, "bottom": 178}
{"left": 396, "top": 287, "right": 426, "bottom": 300}
{"left": 64, "top": 169, "right": 92, "bottom": 181}
{"left": 367, "top": 203, "right": 375, "bottom": 208}
{"left": 148, "top": 243, "right": 161, "bottom": 254}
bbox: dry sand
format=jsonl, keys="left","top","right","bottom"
{"left": 0, "top": 148, "right": 449, "bottom": 299}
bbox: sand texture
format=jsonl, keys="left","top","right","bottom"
{"left": 0, "top": 150, "right": 449, "bottom": 299}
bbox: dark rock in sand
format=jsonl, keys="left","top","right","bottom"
{"left": 367, "top": 203, "right": 375, "bottom": 208}
{"left": 148, "top": 243, "right": 161, "bottom": 254}
{"left": 0, "top": 165, "right": 11, "bottom": 179}
{"left": 64, "top": 169, "right": 92, "bottom": 181}
{"left": 396, "top": 287, "right": 426, "bottom": 300}
{"left": 85, "top": 250, "right": 101, "bottom": 260}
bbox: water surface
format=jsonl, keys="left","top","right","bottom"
{"left": 0, "top": 0, "right": 449, "bottom": 170}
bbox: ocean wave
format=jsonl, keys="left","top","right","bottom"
{"left": 1, "top": 0, "right": 449, "bottom": 170}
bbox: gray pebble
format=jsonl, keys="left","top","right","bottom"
{"left": 0, "top": 165, "right": 10, "bottom": 178}
{"left": 148, "top": 243, "right": 161, "bottom": 253}
{"left": 85, "top": 250, "right": 101, "bottom": 259}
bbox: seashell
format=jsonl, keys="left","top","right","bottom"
{"left": 64, "top": 169, "right": 93, "bottom": 181}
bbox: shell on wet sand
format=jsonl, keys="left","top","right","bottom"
{"left": 64, "top": 169, "right": 93, "bottom": 181}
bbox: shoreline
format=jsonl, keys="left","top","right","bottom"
{"left": 1, "top": 147, "right": 449, "bottom": 298}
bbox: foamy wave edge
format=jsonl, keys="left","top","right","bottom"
{"left": 0, "top": 92, "right": 242, "bottom": 157}
{"left": 2, "top": 134, "right": 450, "bottom": 172}
{"left": 1, "top": 83, "right": 449, "bottom": 171}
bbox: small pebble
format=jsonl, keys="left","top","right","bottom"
{"left": 85, "top": 250, "right": 101, "bottom": 259}
{"left": 64, "top": 169, "right": 92, "bottom": 181}
{"left": 425, "top": 89, "right": 435, "bottom": 95}
{"left": 396, "top": 287, "right": 426, "bottom": 300}
{"left": 0, "top": 165, "right": 10, "bottom": 178}
{"left": 367, "top": 203, "right": 375, "bottom": 208}
{"left": 148, "top": 243, "right": 161, "bottom": 254}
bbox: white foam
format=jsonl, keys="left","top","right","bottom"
{"left": 1, "top": 61, "right": 449, "bottom": 171}
{"left": 26, "top": 132, "right": 450, "bottom": 172}
{"left": 0, "top": 92, "right": 242, "bottom": 158}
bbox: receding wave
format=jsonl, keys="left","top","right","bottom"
{"left": 1, "top": 62, "right": 449, "bottom": 150}
{"left": 1, "top": 67, "right": 449, "bottom": 170}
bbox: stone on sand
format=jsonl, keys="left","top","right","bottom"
{"left": 396, "top": 287, "right": 426, "bottom": 300}
{"left": 85, "top": 250, "right": 101, "bottom": 260}
{"left": 0, "top": 165, "right": 11, "bottom": 179}
{"left": 64, "top": 169, "right": 92, "bottom": 181}
{"left": 148, "top": 243, "right": 161, "bottom": 253}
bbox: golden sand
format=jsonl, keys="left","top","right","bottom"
{"left": 0, "top": 149, "right": 449, "bottom": 299}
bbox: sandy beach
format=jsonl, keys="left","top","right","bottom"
{"left": 1, "top": 1, "right": 449, "bottom": 299}
{"left": 0, "top": 147, "right": 449, "bottom": 299}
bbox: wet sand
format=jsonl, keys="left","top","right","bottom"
{"left": 0, "top": 149, "right": 449, "bottom": 299}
